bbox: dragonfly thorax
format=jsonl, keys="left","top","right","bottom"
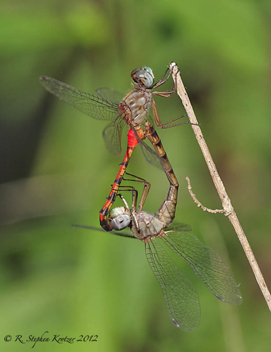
{"left": 131, "top": 210, "right": 164, "bottom": 241}
{"left": 122, "top": 90, "right": 152, "bottom": 126}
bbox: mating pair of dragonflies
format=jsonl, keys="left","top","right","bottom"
{"left": 40, "top": 64, "right": 242, "bottom": 331}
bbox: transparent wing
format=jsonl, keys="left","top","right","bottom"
{"left": 146, "top": 238, "right": 200, "bottom": 331}
{"left": 97, "top": 92, "right": 164, "bottom": 169}
{"left": 146, "top": 112, "right": 155, "bottom": 127}
{"left": 94, "top": 87, "right": 163, "bottom": 164}
{"left": 133, "top": 115, "right": 168, "bottom": 170}
{"left": 139, "top": 142, "right": 163, "bottom": 169}
{"left": 126, "top": 124, "right": 163, "bottom": 170}
{"left": 72, "top": 224, "right": 136, "bottom": 239}
{"left": 40, "top": 76, "right": 120, "bottom": 121}
{"left": 102, "top": 119, "right": 126, "bottom": 156}
{"left": 166, "top": 223, "right": 192, "bottom": 232}
{"left": 96, "top": 87, "right": 125, "bottom": 104}
{"left": 138, "top": 133, "right": 171, "bottom": 171}
{"left": 163, "top": 229, "right": 242, "bottom": 305}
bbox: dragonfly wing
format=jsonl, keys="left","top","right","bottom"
{"left": 146, "top": 238, "right": 200, "bottom": 331}
{"left": 72, "top": 224, "right": 136, "bottom": 239}
{"left": 96, "top": 87, "right": 124, "bottom": 104}
{"left": 146, "top": 112, "right": 155, "bottom": 127}
{"left": 40, "top": 76, "right": 119, "bottom": 121}
{"left": 129, "top": 122, "right": 167, "bottom": 170}
{"left": 102, "top": 119, "right": 125, "bottom": 155}
{"left": 165, "top": 222, "right": 192, "bottom": 232}
{"left": 139, "top": 143, "right": 162, "bottom": 169}
{"left": 140, "top": 113, "right": 163, "bottom": 168}
{"left": 163, "top": 229, "right": 242, "bottom": 305}
{"left": 125, "top": 126, "right": 162, "bottom": 170}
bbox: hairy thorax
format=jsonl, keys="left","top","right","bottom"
{"left": 131, "top": 210, "right": 165, "bottom": 242}
{"left": 121, "top": 89, "right": 152, "bottom": 126}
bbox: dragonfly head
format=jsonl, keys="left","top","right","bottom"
{"left": 131, "top": 67, "right": 155, "bottom": 88}
{"left": 110, "top": 206, "right": 131, "bottom": 230}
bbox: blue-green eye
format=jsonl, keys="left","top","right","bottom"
{"left": 142, "top": 66, "right": 153, "bottom": 74}
{"left": 131, "top": 67, "right": 155, "bottom": 88}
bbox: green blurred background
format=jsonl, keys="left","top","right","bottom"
{"left": 1, "top": 0, "right": 271, "bottom": 351}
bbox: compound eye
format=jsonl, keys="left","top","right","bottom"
{"left": 131, "top": 67, "right": 154, "bottom": 88}
{"left": 111, "top": 214, "right": 131, "bottom": 230}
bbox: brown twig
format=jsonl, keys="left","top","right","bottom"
{"left": 186, "top": 176, "right": 226, "bottom": 214}
{"left": 170, "top": 62, "right": 271, "bottom": 311}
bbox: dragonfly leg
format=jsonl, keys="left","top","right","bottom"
{"left": 152, "top": 99, "right": 191, "bottom": 129}
{"left": 117, "top": 190, "right": 139, "bottom": 230}
{"left": 152, "top": 65, "right": 177, "bottom": 90}
{"left": 118, "top": 192, "right": 132, "bottom": 210}
{"left": 152, "top": 65, "right": 177, "bottom": 93}
{"left": 152, "top": 69, "right": 171, "bottom": 89}
{"left": 138, "top": 180, "right": 150, "bottom": 211}
{"left": 160, "top": 66, "right": 171, "bottom": 80}
{"left": 123, "top": 172, "right": 147, "bottom": 182}
{"left": 122, "top": 172, "right": 151, "bottom": 211}
{"left": 117, "top": 185, "right": 138, "bottom": 210}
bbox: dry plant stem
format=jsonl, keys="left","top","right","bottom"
{"left": 170, "top": 62, "right": 271, "bottom": 311}
{"left": 186, "top": 177, "right": 225, "bottom": 214}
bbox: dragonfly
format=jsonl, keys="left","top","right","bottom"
{"left": 105, "top": 173, "right": 243, "bottom": 331}
{"left": 100, "top": 120, "right": 179, "bottom": 231}
{"left": 40, "top": 65, "right": 183, "bottom": 231}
